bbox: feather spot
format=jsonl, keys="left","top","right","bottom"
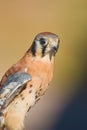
{"left": 29, "top": 90, "right": 32, "bottom": 93}
{"left": 21, "top": 97, "right": 25, "bottom": 100}
{"left": 27, "top": 106, "right": 31, "bottom": 112}
{"left": 20, "top": 94, "right": 23, "bottom": 97}
{"left": 39, "top": 88, "right": 42, "bottom": 91}
{"left": 30, "top": 84, "right": 33, "bottom": 88}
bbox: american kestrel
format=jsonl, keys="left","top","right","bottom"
{"left": 0, "top": 32, "right": 60, "bottom": 130}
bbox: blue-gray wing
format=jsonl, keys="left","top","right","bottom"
{"left": 0, "top": 72, "right": 31, "bottom": 110}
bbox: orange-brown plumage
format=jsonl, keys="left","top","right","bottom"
{"left": 0, "top": 32, "right": 60, "bottom": 130}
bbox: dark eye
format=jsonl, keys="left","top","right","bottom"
{"left": 40, "top": 38, "right": 46, "bottom": 45}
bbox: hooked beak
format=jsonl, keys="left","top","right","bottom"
{"left": 52, "top": 38, "right": 60, "bottom": 53}
{"left": 52, "top": 46, "right": 58, "bottom": 52}
{"left": 49, "top": 38, "right": 60, "bottom": 60}
{"left": 51, "top": 38, "right": 60, "bottom": 57}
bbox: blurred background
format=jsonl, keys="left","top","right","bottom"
{"left": 0, "top": 0, "right": 86, "bottom": 130}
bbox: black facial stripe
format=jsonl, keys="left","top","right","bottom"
{"left": 31, "top": 41, "right": 36, "bottom": 56}
{"left": 42, "top": 44, "right": 48, "bottom": 57}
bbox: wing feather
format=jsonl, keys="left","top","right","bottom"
{"left": 0, "top": 72, "right": 31, "bottom": 110}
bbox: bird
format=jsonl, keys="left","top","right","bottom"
{"left": 0, "top": 32, "right": 60, "bottom": 130}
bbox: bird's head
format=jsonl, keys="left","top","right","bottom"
{"left": 27, "top": 32, "right": 60, "bottom": 60}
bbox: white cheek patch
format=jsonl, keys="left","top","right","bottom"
{"left": 35, "top": 41, "right": 43, "bottom": 56}
{"left": 36, "top": 41, "right": 42, "bottom": 49}
{"left": 45, "top": 46, "right": 50, "bottom": 52}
